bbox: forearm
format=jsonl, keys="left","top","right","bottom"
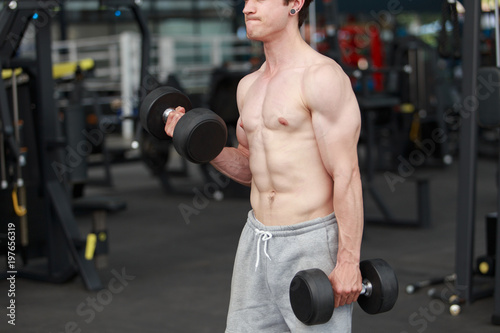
{"left": 210, "top": 146, "right": 252, "bottom": 187}
{"left": 333, "top": 168, "right": 364, "bottom": 265}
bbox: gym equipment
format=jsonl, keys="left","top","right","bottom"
{"left": 476, "top": 255, "right": 495, "bottom": 277}
{"left": 0, "top": 123, "right": 6, "bottom": 189}
{"left": 477, "top": 65, "right": 500, "bottom": 125}
{"left": 454, "top": 0, "right": 481, "bottom": 307}
{"left": 74, "top": 196, "right": 126, "bottom": 270}
{"left": 0, "top": 0, "right": 147, "bottom": 291}
{"left": 427, "top": 288, "right": 465, "bottom": 316}
{"left": 405, "top": 274, "right": 456, "bottom": 295}
{"left": 0, "top": 0, "right": 104, "bottom": 290}
{"left": 140, "top": 86, "right": 227, "bottom": 164}
{"left": 52, "top": 58, "right": 95, "bottom": 80}
{"left": 422, "top": 0, "right": 500, "bottom": 326}
{"left": 339, "top": 24, "right": 385, "bottom": 92}
{"left": 404, "top": 1, "right": 499, "bottom": 324}
{"left": 141, "top": 86, "right": 193, "bottom": 140}
{"left": 438, "top": 0, "right": 461, "bottom": 59}
{"left": 476, "top": 213, "right": 498, "bottom": 277}
{"left": 11, "top": 70, "right": 29, "bottom": 248}
{"left": 289, "top": 259, "right": 398, "bottom": 325}
{"left": 473, "top": 0, "right": 500, "bottom": 326}
{"left": 349, "top": 33, "right": 451, "bottom": 228}
{"left": 477, "top": 8, "right": 500, "bottom": 129}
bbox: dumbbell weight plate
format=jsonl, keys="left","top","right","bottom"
{"left": 173, "top": 108, "right": 228, "bottom": 164}
{"left": 289, "top": 269, "right": 334, "bottom": 325}
{"left": 140, "top": 86, "right": 193, "bottom": 140}
{"left": 358, "top": 259, "right": 399, "bottom": 315}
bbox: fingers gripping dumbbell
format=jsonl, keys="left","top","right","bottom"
{"left": 140, "top": 87, "right": 227, "bottom": 164}
{"left": 289, "top": 259, "right": 399, "bottom": 326}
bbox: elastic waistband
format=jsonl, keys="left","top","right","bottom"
{"left": 246, "top": 210, "right": 336, "bottom": 237}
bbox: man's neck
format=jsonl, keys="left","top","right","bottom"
{"left": 261, "top": 27, "right": 309, "bottom": 75}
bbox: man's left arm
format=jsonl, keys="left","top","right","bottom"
{"left": 305, "top": 63, "right": 364, "bottom": 308}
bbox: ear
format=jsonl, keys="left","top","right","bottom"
{"left": 289, "top": 0, "right": 305, "bottom": 13}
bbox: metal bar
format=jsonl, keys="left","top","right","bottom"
{"left": 417, "top": 178, "right": 431, "bottom": 228}
{"left": 35, "top": 8, "right": 70, "bottom": 278}
{"left": 417, "top": 48, "right": 426, "bottom": 111}
{"left": 408, "top": 48, "right": 418, "bottom": 108}
{"left": 493, "top": 2, "right": 500, "bottom": 323}
{"left": 494, "top": 128, "right": 500, "bottom": 324}
{"left": 0, "top": 63, "right": 20, "bottom": 165}
{"left": 37, "top": 13, "right": 103, "bottom": 290}
{"left": 0, "top": 63, "right": 9, "bottom": 190}
{"left": 47, "top": 181, "right": 103, "bottom": 291}
{"left": 496, "top": 0, "right": 500, "bottom": 67}
{"left": 11, "top": 69, "right": 21, "bottom": 180}
{"left": 130, "top": 3, "right": 158, "bottom": 94}
{"left": 455, "top": 0, "right": 481, "bottom": 304}
{"left": 11, "top": 68, "right": 28, "bottom": 247}
{"left": 0, "top": 123, "right": 6, "bottom": 189}
{"left": 119, "top": 32, "right": 134, "bottom": 141}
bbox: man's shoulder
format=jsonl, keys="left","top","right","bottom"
{"left": 241, "top": 69, "right": 260, "bottom": 84}
{"left": 301, "top": 53, "right": 356, "bottom": 110}
{"left": 238, "top": 67, "right": 263, "bottom": 92}
{"left": 303, "top": 54, "right": 347, "bottom": 84}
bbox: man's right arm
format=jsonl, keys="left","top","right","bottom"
{"left": 209, "top": 76, "right": 253, "bottom": 187}
{"left": 210, "top": 118, "right": 252, "bottom": 187}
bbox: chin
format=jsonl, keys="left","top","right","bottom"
{"left": 247, "top": 35, "right": 260, "bottom": 41}
{"left": 246, "top": 31, "right": 263, "bottom": 41}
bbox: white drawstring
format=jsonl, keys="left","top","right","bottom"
{"left": 254, "top": 229, "right": 273, "bottom": 270}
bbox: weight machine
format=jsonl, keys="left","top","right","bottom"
{"left": 436, "top": 0, "right": 500, "bottom": 320}
{"left": 403, "top": 0, "right": 500, "bottom": 325}
{"left": 323, "top": 0, "right": 500, "bottom": 325}
{"left": 0, "top": 0, "right": 105, "bottom": 290}
{"left": 461, "top": 0, "right": 500, "bottom": 325}
{"left": 0, "top": 0, "right": 153, "bottom": 290}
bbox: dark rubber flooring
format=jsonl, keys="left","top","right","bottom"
{"left": 1, "top": 155, "right": 500, "bottom": 333}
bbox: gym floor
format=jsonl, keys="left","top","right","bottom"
{"left": 1, "top": 153, "right": 499, "bottom": 333}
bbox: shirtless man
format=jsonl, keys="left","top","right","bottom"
{"left": 165, "top": 0, "right": 363, "bottom": 331}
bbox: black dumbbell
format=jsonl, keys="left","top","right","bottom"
{"left": 140, "top": 86, "right": 227, "bottom": 164}
{"left": 289, "top": 259, "right": 399, "bottom": 326}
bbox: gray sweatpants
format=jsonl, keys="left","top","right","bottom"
{"left": 226, "top": 210, "right": 353, "bottom": 333}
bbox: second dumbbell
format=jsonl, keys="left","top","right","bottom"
{"left": 140, "top": 86, "right": 227, "bottom": 164}
{"left": 289, "top": 259, "right": 399, "bottom": 325}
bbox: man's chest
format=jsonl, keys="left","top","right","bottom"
{"left": 241, "top": 73, "right": 310, "bottom": 133}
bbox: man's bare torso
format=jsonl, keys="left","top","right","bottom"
{"left": 238, "top": 52, "right": 342, "bottom": 226}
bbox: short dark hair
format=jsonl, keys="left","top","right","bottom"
{"left": 284, "top": 0, "right": 314, "bottom": 28}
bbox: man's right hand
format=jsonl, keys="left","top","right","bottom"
{"left": 164, "top": 106, "right": 186, "bottom": 137}
{"left": 328, "top": 261, "right": 362, "bottom": 308}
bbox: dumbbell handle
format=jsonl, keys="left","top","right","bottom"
{"left": 361, "top": 279, "right": 373, "bottom": 297}
{"left": 162, "top": 108, "right": 176, "bottom": 124}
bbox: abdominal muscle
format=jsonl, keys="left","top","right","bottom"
{"left": 240, "top": 63, "right": 336, "bottom": 226}
{"left": 248, "top": 128, "right": 334, "bottom": 226}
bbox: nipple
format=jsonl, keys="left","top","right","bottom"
{"left": 278, "top": 117, "right": 289, "bottom": 126}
